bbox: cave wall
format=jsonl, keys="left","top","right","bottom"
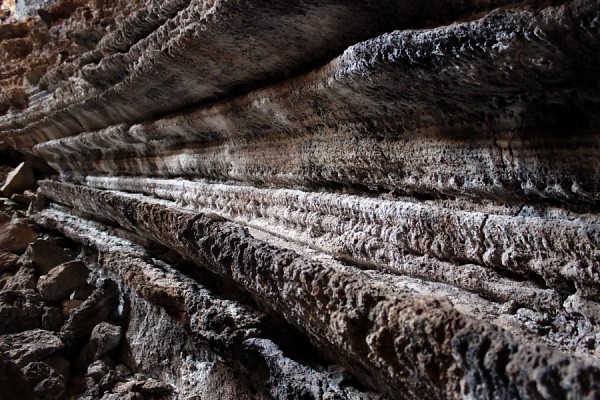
{"left": 1, "top": 0, "right": 599, "bottom": 398}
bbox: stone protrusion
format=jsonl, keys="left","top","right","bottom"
{"left": 36, "top": 260, "right": 88, "bottom": 303}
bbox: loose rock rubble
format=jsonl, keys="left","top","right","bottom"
{"left": 0, "top": 182, "right": 175, "bottom": 399}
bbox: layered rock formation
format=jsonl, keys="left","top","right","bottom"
{"left": 1, "top": 0, "right": 599, "bottom": 398}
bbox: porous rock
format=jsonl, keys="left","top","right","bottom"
{"left": 2, "top": 0, "right": 600, "bottom": 398}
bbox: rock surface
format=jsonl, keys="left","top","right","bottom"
{"left": 36, "top": 260, "right": 88, "bottom": 302}
{"left": 0, "top": 162, "right": 34, "bottom": 197}
{"left": 1, "top": 0, "right": 600, "bottom": 398}
{"left": 0, "top": 217, "right": 37, "bottom": 252}
{"left": 26, "top": 237, "right": 75, "bottom": 275}
{"left": 0, "top": 329, "right": 63, "bottom": 367}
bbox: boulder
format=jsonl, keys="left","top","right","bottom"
{"left": 0, "top": 329, "right": 63, "bottom": 367}
{"left": 89, "top": 322, "right": 122, "bottom": 360}
{"left": 0, "top": 218, "right": 37, "bottom": 253}
{"left": 0, "top": 250, "right": 19, "bottom": 272}
{"left": 86, "top": 359, "right": 111, "bottom": 382}
{"left": 0, "top": 290, "right": 45, "bottom": 334}
{"left": 26, "top": 238, "right": 75, "bottom": 275}
{"left": 0, "top": 352, "right": 36, "bottom": 400}
{"left": 3, "top": 263, "right": 36, "bottom": 291}
{"left": 0, "top": 162, "right": 34, "bottom": 197}
{"left": 36, "top": 261, "right": 88, "bottom": 302}
{"left": 21, "top": 361, "right": 67, "bottom": 400}
{"left": 60, "top": 280, "right": 119, "bottom": 355}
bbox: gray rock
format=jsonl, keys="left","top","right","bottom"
{"left": 141, "top": 378, "right": 173, "bottom": 396}
{"left": 0, "top": 162, "right": 34, "bottom": 197}
{"left": 0, "top": 290, "right": 45, "bottom": 334}
{"left": 21, "top": 361, "right": 66, "bottom": 400}
{"left": 60, "top": 280, "right": 119, "bottom": 355}
{"left": 0, "top": 329, "right": 63, "bottom": 367}
{"left": 86, "top": 359, "right": 111, "bottom": 382}
{"left": 90, "top": 322, "right": 122, "bottom": 359}
{"left": 36, "top": 261, "right": 88, "bottom": 302}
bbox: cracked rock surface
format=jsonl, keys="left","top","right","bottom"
{"left": 1, "top": 0, "right": 599, "bottom": 399}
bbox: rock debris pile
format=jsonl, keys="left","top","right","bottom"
{"left": 0, "top": 0, "right": 599, "bottom": 399}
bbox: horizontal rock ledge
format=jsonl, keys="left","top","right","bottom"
{"left": 36, "top": 180, "right": 600, "bottom": 399}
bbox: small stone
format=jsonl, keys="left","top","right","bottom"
{"left": 0, "top": 290, "right": 45, "bottom": 334}
{"left": 0, "top": 329, "right": 63, "bottom": 367}
{"left": 41, "top": 306, "right": 63, "bottom": 332}
{"left": 86, "top": 359, "right": 110, "bottom": 382}
{"left": 98, "top": 370, "right": 122, "bottom": 392}
{"left": 37, "top": 261, "right": 88, "bottom": 302}
{"left": 21, "top": 361, "right": 66, "bottom": 400}
{"left": 0, "top": 218, "right": 37, "bottom": 253}
{"left": 114, "top": 364, "right": 132, "bottom": 378}
{"left": 0, "top": 162, "right": 34, "bottom": 198}
{"left": 112, "top": 380, "right": 144, "bottom": 393}
{"left": 0, "top": 250, "right": 19, "bottom": 272}
{"left": 60, "top": 280, "right": 119, "bottom": 356}
{"left": 90, "top": 322, "right": 122, "bottom": 359}
{"left": 25, "top": 238, "right": 75, "bottom": 275}
{"left": 61, "top": 299, "right": 84, "bottom": 318}
{"left": 141, "top": 378, "right": 173, "bottom": 395}
{"left": 11, "top": 192, "right": 33, "bottom": 206}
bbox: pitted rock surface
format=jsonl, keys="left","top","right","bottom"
{"left": 1, "top": 0, "right": 600, "bottom": 398}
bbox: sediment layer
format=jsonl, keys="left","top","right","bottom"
{"left": 1, "top": 0, "right": 599, "bottom": 398}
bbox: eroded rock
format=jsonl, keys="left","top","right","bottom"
{"left": 0, "top": 329, "right": 63, "bottom": 367}
{"left": 0, "top": 217, "right": 37, "bottom": 253}
{"left": 21, "top": 361, "right": 67, "bottom": 400}
{"left": 0, "top": 290, "right": 45, "bottom": 334}
{"left": 0, "top": 162, "right": 34, "bottom": 198}
{"left": 0, "top": 352, "right": 36, "bottom": 400}
{"left": 0, "top": 250, "right": 19, "bottom": 272}
{"left": 60, "top": 279, "right": 119, "bottom": 354}
{"left": 26, "top": 237, "right": 75, "bottom": 275}
{"left": 36, "top": 260, "right": 88, "bottom": 302}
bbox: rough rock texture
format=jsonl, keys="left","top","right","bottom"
{"left": 0, "top": 161, "right": 34, "bottom": 197}
{"left": 26, "top": 237, "right": 76, "bottom": 275}
{"left": 0, "top": 329, "right": 63, "bottom": 367}
{"left": 1, "top": 0, "right": 600, "bottom": 398}
{"left": 36, "top": 260, "right": 88, "bottom": 302}
{"left": 0, "top": 215, "right": 37, "bottom": 252}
